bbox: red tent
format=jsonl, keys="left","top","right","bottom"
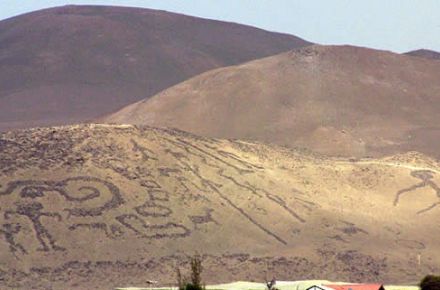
{"left": 324, "top": 284, "right": 385, "bottom": 290}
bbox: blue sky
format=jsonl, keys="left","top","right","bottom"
{"left": 1, "top": 0, "right": 439, "bottom": 53}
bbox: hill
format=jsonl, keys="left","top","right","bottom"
{"left": 1, "top": 124, "right": 439, "bottom": 289}
{"left": 405, "top": 49, "right": 440, "bottom": 60}
{"left": 0, "top": 5, "right": 310, "bottom": 131}
{"left": 103, "top": 45, "right": 440, "bottom": 159}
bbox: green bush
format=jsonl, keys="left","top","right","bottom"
{"left": 420, "top": 275, "right": 440, "bottom": 290}
{"left": 183, "top": 283, "right": 204, "bottom": 290}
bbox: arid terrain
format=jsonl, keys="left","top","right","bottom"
{"left": 405, "top": 49, "right": 440, "bottom": 60}
{"left": 103, "top": 45, "right": 440, "bottom": 159}
{"left": 1, "top": 124, "right": 439, "bottom": 289}
{"left": 0, "top": 5, "right": 310, "bottom": 131}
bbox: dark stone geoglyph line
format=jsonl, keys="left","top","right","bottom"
{"left": 417, "top": 201, "right": 440, "bottom": 214}
{"left": 165, "top": 136, "right": 254, "bottom": 174}
{"left": 189, "top": 209, "right": 220, "bottom": 229}
{"left": 172, "top": 157, "right": 287, "bottom": 245}
{"left": 217, "top": 169, "right": 263, "bottom": 198}
{"left": 0, "top": 177, "right": 124, "bottom": 217}
{"left": 68, "top": 223, "right": 124, "bottom": 239}
{"left": 4, "top": 202, "right": 65, "bottom": 252}
{"left": 115, "top": 214, "right": 190, "bottom": 239}
{"left": 130, "top": 139, "right": 158, "bottom": 161}
{"left": 0, "top": 174, "right": 195, "bottom": 255}
{"left": 135, "top": 201, "right": 172, "bottom": 217}
{"left": 394, "top": 170, "right": 440, "bottom": 214}
{"left": 0, "top": 223, "right": 27, "bottom": 256}
{"left": 264, "top": 192, "right": 306, "bottom": 223}
{"left": 159, "top": 137, "right": 289, "bottom": 244}
{"left": 216, "top": 149, "right": 264, "bottom": 170}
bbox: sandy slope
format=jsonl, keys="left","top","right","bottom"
{"left": 103, "top": 45, "right": 440, "bottom": 159}
{"left": 0, "top": 124, "right": 439, "bottom": 289}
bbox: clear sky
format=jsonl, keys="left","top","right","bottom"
{"left": 1, "top": 0, "right": 439, "bottom": 53}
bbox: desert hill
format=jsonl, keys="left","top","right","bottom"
{"left": 0, "top": 124, "right": 439, "bottom": 289}
{"left": 0, "top": 5, "right": 310, "bottom": 131}
{"left": 405, "top": 49, "right": 440, "bottom": 60}
{"left": 102, "top": 45, "right": 440, "bottom": 159}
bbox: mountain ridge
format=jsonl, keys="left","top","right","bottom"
{"left": 102, "top": 44, "right": 440, "bottom": 159}
{"left": 404, "top": 49, "right": 440, "bottom": 60}
{"left": 0, "top": 5, "right": 310, "bottom": 132}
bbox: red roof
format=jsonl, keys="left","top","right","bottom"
{"left": 324, "top": 284, "right": 384, "bottom": 290}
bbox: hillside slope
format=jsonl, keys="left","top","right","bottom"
{"left": 405, "top": 49, "right": 440, "bottom": 60}
{"left": 1, "top": 124, "right": 439, "bottom": 289}
{"left": 0, "top": 5, "right": 310, "bottom": 131}
{"left": 103, "top": 45, "right": 440, "bottom": 159}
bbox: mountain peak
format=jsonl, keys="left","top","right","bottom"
{"left": 0, "top": 5, "right": 310, "bottom": 132}
{"left": 404, "top": 48, "right": 440, "bottom": 60}
{"left": 102, "top": 45, "right": 440, "bottom": 159}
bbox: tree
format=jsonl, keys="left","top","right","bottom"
{"left": 176, "top": 254, "right": 205, "bottom": 290}
{"left": 420, "top": 275, "right": 440, "bottom": 290}
{"left": 176, "top": 266, "right": 187, "bottom": 290}
{"left": 190, "top": 253, "right": 203, "bottom": 288}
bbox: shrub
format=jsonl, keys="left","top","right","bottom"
{"left": 176, "top": 266, "right": 187, "bottom": 290}
{"left": 176, "top": 254, "right": 205, "bottom": 290}
{"left": 420, "top": 275, "right": 440, "bottom": 290}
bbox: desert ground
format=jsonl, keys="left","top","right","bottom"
{"left": 1, "top": 124, "right": 439, "bottom": 289}
{"left": 102, "top": 45, "right": 440, "bottom": 159}
{"left": 1, "top": 4, "right": 440, "bottom": 290}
